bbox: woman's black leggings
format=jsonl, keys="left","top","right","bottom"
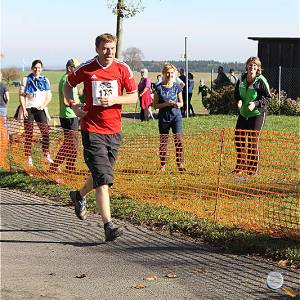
{"left": 24, "top": 108, "right": 49, "bottom": 157}
{"left": 234, "top": 112, "right": 266, "bottom": 173}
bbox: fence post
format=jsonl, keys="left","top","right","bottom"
{"left": 213, "top": 128, "right": 225, "bottom": 222}
{"left": 8, "top": 126, "right": 13, "bottom": 172}
{"left": 278, "top": 65, "right": 282, "bottom": 114}
{"left": 184, "top": 36, "right": 189, "bottom": 118}
{"left": 210, "top": 68, "right": 213, "bottom": 91}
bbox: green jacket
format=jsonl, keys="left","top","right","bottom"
{"left": 234, "top": 73, "right": 271, "bottom": 118}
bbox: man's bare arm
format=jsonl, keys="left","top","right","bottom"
{"left": 63, "top": 81, "right": 87, "bottom": 118}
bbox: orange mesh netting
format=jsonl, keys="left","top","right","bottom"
{"left": 1, "top": 117, "right": 299, "bottom": 240}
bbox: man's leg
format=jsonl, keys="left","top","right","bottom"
{"left": 79, "top": 175, "right": 94, "bottom": 196}
{"left": 92, "top": 184, "right": 122, "bottom": 242}
{"left": 95, "top": 184, "right": 111, "bottom": 224}
{"left": 71, "top": 131, "right": 123, "bottom": 241}
{"left": 69, "top": 175, "right": 93, "bottom": 220}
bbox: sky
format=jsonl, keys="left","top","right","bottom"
{"left": 1, "top": 0, "right": 300, "bottom": 69}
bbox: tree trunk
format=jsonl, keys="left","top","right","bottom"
{"left": 116, "top": 0, "right": 124, "bottom": 59}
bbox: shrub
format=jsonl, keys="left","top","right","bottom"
{"left": 267, "top": 89, "right": 282, "bottom": 115}
{"left": 205, "top": 85, "right": 238, "bottom": 114}
{"left": 268, "top": 90, "right": 300, "bottom": 116}
{"left": 206, "top": 87, "right": 300, "bottom": 116}
{"left": 280, "top": 98, "right": 300, "bottom": 116}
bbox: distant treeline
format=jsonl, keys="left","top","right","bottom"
{"left": 140, "top": 60, "right": 245, "bottom": 73}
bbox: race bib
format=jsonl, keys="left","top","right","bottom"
{"left": 92, "top": 80, "right": 118, "bottom": 106}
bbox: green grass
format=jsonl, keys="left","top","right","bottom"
{"left": 0, "top": 170, "right": 299, "bottom": 265}
{"left": 121, "top": 115, "right": 300, "bottom": 136}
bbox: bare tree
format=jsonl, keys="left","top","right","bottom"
{"left": 2, "top": 68, "right": 22, "bottom": 85}
{"left": 106, "top": 0, "right": 145, "bottom": 58}
{"left": 122, "top": 47, "right": 144, "bottom": 71}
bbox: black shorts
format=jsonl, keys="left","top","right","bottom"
{"left": 81, "top": 131, "right": 122, "bottom": 188}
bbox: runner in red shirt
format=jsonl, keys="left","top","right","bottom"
{"left": 64, "top": 33, "right": 137, "bottom": 242}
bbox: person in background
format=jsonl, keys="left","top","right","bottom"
{"left": 155, "top": 74, "right": 162, "bottom": 86}
{"left": 19, "top": 59, "right": 53, "bottom": 166}
{"left": 179, "top": 68, "right": 187, "bottom": 116}
{"left": 187, "top": 72, "right": 195, "bottom": 116}
{"left": 50, "top": 58, "right": 81, "bottom": 173}
{"left": 198, "top": 79, "right": 210, "bottom": 110}
{"left": 233, "top": 56, "right": 271, "bottom": 176}
{"left": 228, "top": 68, "right": 238, "bottom": 85}
{"left": 64, "top": 33, "right": 137, "bottom": 242}
{"left": 153, "top": 63, "right": 185, "bottom": 172}
{"left": 213, "top": 66, "right": 231, "bottom": 89}
{"left": 0, "top": 71, "right": 10, "bottom": 127}
{"left": 138, "top": 68, "right": 152, "bottom": 121}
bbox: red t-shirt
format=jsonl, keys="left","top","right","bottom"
{"left": 67, "top": 57, "right": 137, "bottom": 134}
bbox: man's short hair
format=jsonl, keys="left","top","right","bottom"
{"left": 95, "top": 33, "right": 117, "bottom": 48}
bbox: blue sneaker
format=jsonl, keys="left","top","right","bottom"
{"left": 69, "top": 190, "right": 87, "bottom": 220}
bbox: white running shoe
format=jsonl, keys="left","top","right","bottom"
{"left": 27, "top": 156, "right": 33, "bottom": 167}
{"left": 44, "top": 153, "right": 54, "bottom": 164}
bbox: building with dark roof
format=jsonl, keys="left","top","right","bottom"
{"left": 248, "top": 37, "right": 300, "bottom": 99}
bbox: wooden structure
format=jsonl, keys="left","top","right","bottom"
{"left": 248, "top": 37, "right": 300, "bottom": 99}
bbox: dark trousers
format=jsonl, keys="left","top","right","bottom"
{"left": 52, "top": 117, "right": 79, "bottom": 171}
{"left": 24, "top": 108, "right": 49, "bottom": 157}
{"left": 234, "top": 113, "right": 266, "bottom": 173}
{"left": 159, "top": 133, "right": 184, "bottom": 167}
{"left": 159, "top": 114, "right": 184, "bottom": 167}
{"left": 187, "top": 93, "right": 195, "bottom": 115}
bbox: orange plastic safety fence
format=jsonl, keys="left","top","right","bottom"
{"left": 1, "top": 117, "right": 299, "bottom": 241}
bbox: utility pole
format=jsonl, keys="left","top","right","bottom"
{"left": 184, "top": 37, "right": 189, "bottom": 118}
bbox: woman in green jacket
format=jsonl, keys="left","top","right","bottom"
{"left": 233, "top": 56, "right": 271, "bottom": 176}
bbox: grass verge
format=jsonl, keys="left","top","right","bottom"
{"left": 0, "top": 170, "right": 299, "bottom": 266}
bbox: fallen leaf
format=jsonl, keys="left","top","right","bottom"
{"left": 132, "top": 283, "right": 146, "bottom": 289}
{"left": 165, "top": 272, "right": 178, "bottom": 278}
{"left": 75, "top": 274, "right": 86, "bottom": 279}
{"left": 144, "top": 274, "right": 158, "bottom": 281}
{"left": 278, "top": 259, "right": 289, "bottom": 267}
{"left": 281, "top": 287, "right": 298, "bottom": 297}
{"left": 192, "top": 267, "right": 207, "bottom": 274}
